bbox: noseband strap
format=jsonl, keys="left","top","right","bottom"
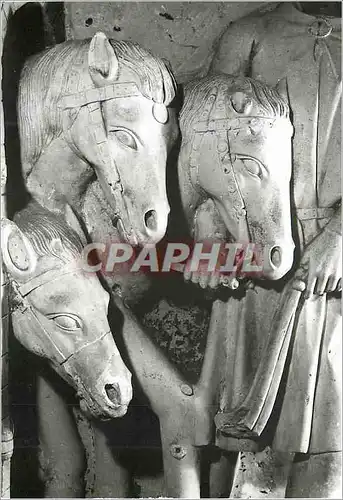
{"left": 60, "top": 79, "right": 169, "bottom": 243}
{"left": 12, "top": 265, "right": 110, "bottom": 367}
{"left": 12, "top": 303, "right": 112, "bottom": 413}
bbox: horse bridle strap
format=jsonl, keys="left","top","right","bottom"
{"left": 216, "top": 128, "right": 247, "bottom": 220}
{"left": 193, "top": 116, "right": 276, "bottom": 133}
{"left": 17, "top": 265, "right": 82, "bottom": 297}
{"left": 13, "top": 303, "right": 111, "bottom": 363}
{"left": 60, "top": 79, "right": 168, "bottom": 243}
{"left": 189, "top": 125, "right": 247, "bottom": 221}
{"left": 12, "top": 266, "right": 112, "bottom": 365}
{"left": 60, "top": 80, "right": 169, "bottom": 124}
{"left": 59, "top": 82, "right": 141, "bottom": 109}
{"left": 12, "top": 305, "right": 66, "bottom": 364}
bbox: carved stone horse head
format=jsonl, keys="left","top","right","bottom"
{"left": 18, "top": 33, "right": 179, "bottom": 246}
{"left": 1, "top": 202, "right": 132, "bottom": 418}
{"left": 178, "top": 74, "right": 295, "bottom": 280}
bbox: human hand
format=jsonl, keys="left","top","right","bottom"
{"left": 184, "top": 199, "right": 228, "bottom": 289}
{"left": 294, "top": 226, "right": 342, "bottom": 298}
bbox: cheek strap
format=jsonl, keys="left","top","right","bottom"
{"left": 11, "top": 303, "right": 112, "bottom": 414}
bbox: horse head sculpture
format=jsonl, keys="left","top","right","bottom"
{"left": 178, "top": 74, "right": 295, "bottom": 280}
{"left": 19, "top": 32, "right": 178, "bottom": 246}
{"left": 1, "top": 202, "right": 132, "bottom": 419}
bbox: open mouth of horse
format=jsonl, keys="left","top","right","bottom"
{"left": 69, "top": 371, "right": 131, "bottom": 420}
{"left": 79, "top": 396, "right": 129, "bottom": 420}
{"left": 77, "top": 386, "right": 130, "bottom": 420}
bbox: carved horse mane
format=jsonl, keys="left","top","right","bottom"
{"left": 13, "top": 201, "right": 83, "bottom": 263}
{"left": 180, "top": 74, "right": 289, "bottom": 136}
{"left": 19, "top": 38, "right": 176, "bottom": 178}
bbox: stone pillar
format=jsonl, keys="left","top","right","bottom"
{"left": 1, "top": 3, "right": 14, "bottom": 496}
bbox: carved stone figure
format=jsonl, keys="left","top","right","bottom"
{"left": 146, "top": 73, "right": 295, "bottom": 498}
{"left": 1, "top": 202, "right": 132, "bottom": 419}
{"left": 15, "top": 32, "right": 179, "bottom": 496}
{"left": 208, "top": 2, "right": 342, "bottom": 497}
{"left": 76, "top": 73, "right": 296, "bottom": 498}
{"left": 12, "top": 69, "right": 294, "bottom": 498}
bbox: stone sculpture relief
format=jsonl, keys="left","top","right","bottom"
{"left": 78, "top": 73, "right": 297, "bottom": 499}
{"left": 13, "top": 37, "right": 297, "bottom": 496}
{"left": 14, "top": 31, "right": 179, "bottom": 496}
{"left": 4, "top": 2, "right": 341, "bottom": 498}
{"left": 165, "top": 73, "right": 296, "bottom": 497}
{"left": 207, "top": 2, "right": 341, "bottom": 497}
{"left": 1, "top": 201, "right": 132, "bottom": 419}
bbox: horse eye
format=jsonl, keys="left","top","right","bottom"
{"left": 112, "top": 130, "right": 137, "bottom": 150}
{"left": 50, "top": 314, "right": 82, "bottom": 331}
{"left": 241, "top": 158, "right": 262, "bottom": 178}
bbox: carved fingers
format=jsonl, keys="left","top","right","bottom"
{"left": 183, "top": 264, "right": 240, "bottom": 291}
{"left": 184, "top": 266, "right": 221, "bottom": 290}
{"left": 296, "top": 228, "right": 342, "bottom": 299}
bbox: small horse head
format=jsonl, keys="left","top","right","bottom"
{"left": 1, "top": 202, "right": 132, "bottom": 419}
{"left": 179, "top": 75, "right": 295, "bottom": 280}
{"left": 19, "top": 33, "right": 179, "bottom": 246}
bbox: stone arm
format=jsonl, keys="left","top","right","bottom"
{"left": 209, "top": 14, "right": 262, "bottom": 76}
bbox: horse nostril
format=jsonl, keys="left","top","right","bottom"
{"left": 270, "top": 246, "right": 282, "bottom": 268}
{"left": 105, "top": 383, "right": 120, "bottom": 405}
{"left": 144, "top": 209, "right": 158, "bottom": 231}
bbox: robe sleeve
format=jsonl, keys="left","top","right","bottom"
{"left": 209, "top": 15, "right": 261, "bottom": 77}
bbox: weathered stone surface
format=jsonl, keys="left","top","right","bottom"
{"left": 65, "top": 2, "right": 267, "bottom": 83}
{"left": 64, "top": 4, "right": 292, "bottom": 494}
{"left": 233, "top": 448, "right": 292, "bottom": 498}
{"left": 7, "top": 2, "right": 294, "bottom": 497}
{"left": 134, "top": 446, "right": 292, "bottom": 498}
{"left": 143, "top": 298, "right": 209, "bottom": 382}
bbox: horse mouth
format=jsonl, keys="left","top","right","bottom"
{"left": 109, "top": 404, "right": 129, "bottom": 418}
{"left": 79, "top": 395, "right": 129, "bottom": 420}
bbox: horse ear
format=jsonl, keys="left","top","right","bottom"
{"left": 63, "top": 204, "right": 88, "bottom": 246}
{"left": 275, "top": 78, "right": 289, "bottom": 103}
{"left": 1, "top": 218, "right": 37, "bottom": 281}
{"left": 88, "top": 32, "right": 119, "bottom": 87}
{"left": 161, "top": 57, "right": 175, "bottom": 77}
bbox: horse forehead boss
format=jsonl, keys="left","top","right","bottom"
{"left": 18, "top": 32, "right": 179, "bottom": 246}
{"left": 1, "top": 202, "right": 133, "bottom": 419}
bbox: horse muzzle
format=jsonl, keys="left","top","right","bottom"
{"left": 141, "top": 204, "right": 169, "bottom": 244}
{"left": 61, "top": 331, "right": 133, "bottom": 419}
{"left": 73, "top": 362, "right": 133, "bottom": 419}
{"left": 93, "top": 361, "right": 133, "bottom": 418}
{"left": 118, "top": 202, "right": 170, "bottom": 246}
